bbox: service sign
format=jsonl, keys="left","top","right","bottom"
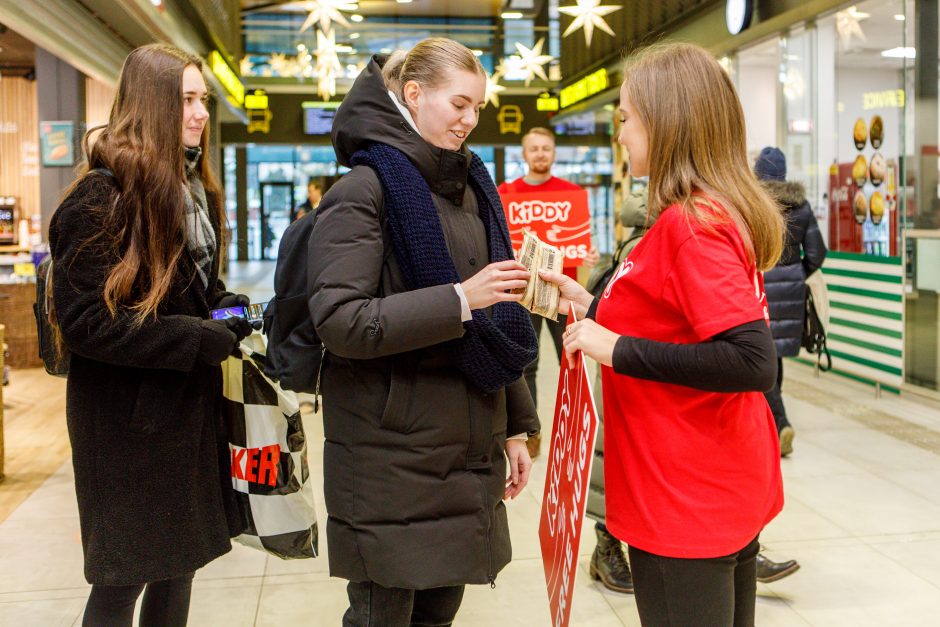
{"left": 500, "top": 190, "right": 592, "bottom": 267}
{"left": 539, "top": 314, "right": 599, "bottom": 627}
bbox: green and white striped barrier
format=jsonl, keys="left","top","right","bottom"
{"left": 797, "top": 251, "right": 904, "bottom": 392}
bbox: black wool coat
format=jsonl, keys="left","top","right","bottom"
{"left": 763, "top": 181, "right": 828, "bottom": 357}
{"left": 309, "top": 56, "right": 539, "bottom": 589}
{"left": 49, "top": 173, "right": 243, "bottom": 586}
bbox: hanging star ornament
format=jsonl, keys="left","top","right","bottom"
{"left": 315, "top": 28, "right": 342, "bottom": 100}
{"left": 239, "top": 56, "right": 254, "bottom": 77}
{"left": 558, "top": 0, "right": 621, "bottom": 47}
{"left": 298, "top": 0, "right": 356, "bottom": 34}
{"left": 483, "top": 72, "right": 506, "bottom": 108}
{"left": 513, "top": 38, "right": 554, "bottom": 87}
{"left": 835, "top": 6, "right": 868, "bottom": 51}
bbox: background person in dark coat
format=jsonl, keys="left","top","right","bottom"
{"left": 754, "top": 146, "right": 828, "bottom": 457}
{"left": 309, "top": 40, "right": 540, "bottom": 626}
{"left": 49, "top": 44, "right": 251, "bottom": 626}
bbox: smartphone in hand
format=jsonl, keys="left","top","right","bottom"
{"left": 210, "top": 302, "right": 268, "bottom": 325}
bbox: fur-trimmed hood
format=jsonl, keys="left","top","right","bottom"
{"left": 762, "top": 180, "right": 806, "bottom": 209}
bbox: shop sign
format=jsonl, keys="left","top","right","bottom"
{"left": 39, "top": 121, "right": 75, "bottom": 167}
{"left": 537, "top": 95, "right": 560, "bottom": 111}
{"left": 245, "top": 90, "right": 268, "bottom": 110}
{"left": 246, "top": 90, "right": 272, "bottom": 134}
{"left": 499, "top": 190, "right": 592, "bottom": 267}
{"left": 208, "top": 50, "right": 245, "bottom": 107}
{"left": 497, "top": 104, "right": 524, "bottom": 134}
{"left": 539, "top": 312, "right": 599, "bottom": 627}
{"left": 559, "top": 68, "right": 608, "bottom": 109}
{"left": 863, "top": 89, "right": 905, "bottom": 110}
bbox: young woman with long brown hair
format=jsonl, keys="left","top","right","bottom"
{"left": 541, "top": 42, "right": 785, "bottom": 625}
{"left": 49, "top": 44, "right": 251, "bottom": 626}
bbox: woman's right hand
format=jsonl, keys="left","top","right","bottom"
{"left": 538, "top": 270, "right": 594, "bottom": 320}
{"left": 197, "top": 318, "right": 252, "bottom": 365}
{"left": 460, "top": 260, "right": 530, "bottom": 310}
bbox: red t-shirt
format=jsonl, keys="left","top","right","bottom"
{"left": 498, "top": 176, "right": 583, "bottom": 281}
{"left": 595, "top": 203, "right": 783, "bottom": 558}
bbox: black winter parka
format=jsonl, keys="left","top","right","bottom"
{"left": 309, "top": 56, "right": 539, "bottom": 589}
{"left": 762, "top": 181, "right": 828, "bottom": 357}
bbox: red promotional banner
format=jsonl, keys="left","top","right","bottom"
{"left": 539, "top": 313, "right": 600, "bottom": 627}
{"left": 500, "top": 190, "right": 592, "bottom": 267}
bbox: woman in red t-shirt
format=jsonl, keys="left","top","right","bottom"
{"left": 541, "top": 43, "right": 785, "bottom": 626}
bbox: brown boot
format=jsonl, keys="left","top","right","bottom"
{"left": 526, "top": 433, "right": 541, "bottom": 459}
{"left": 589, "top": 524, "right": 634, "bottom": 593}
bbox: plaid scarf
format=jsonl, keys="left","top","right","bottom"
{"left": 183, "top": 147, "right": 216, "bottom": 289}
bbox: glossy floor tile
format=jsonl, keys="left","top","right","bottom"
{"left": 1, "top": 261, "right": 939, "bottom": 625}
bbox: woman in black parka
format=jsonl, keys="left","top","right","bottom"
{"left": 754, "top": 147, "right": 828, "bottom": 457}
{"left": 308, "top": 39, "right": 540, "bottom": 626}
{"left": 49, "top": 44, "right": 252, "bottom": 626}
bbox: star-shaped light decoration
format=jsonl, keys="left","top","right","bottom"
{"left": 268, "top": 53, "right": 295, "bottom": 77}
{"left": 298, "top": 0, "right": 356, "bottom": 34}
{"left": 239, "top": 56, "right": 254, "bottom": 77}
{"left": 483, "top": 72, "right": 506, "bottom": 109}
{"left": 513, "top": 38, "right": 554, "bottom": 87}
{"left": 558, "top": 0, "right": 621, "bottom": 47}
{"left": 835, "top": 5, "right": 868, "bottom": 51}
{"left": 315, "top": 28, "right": 342, "bottom": 100}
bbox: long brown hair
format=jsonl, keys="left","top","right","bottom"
{"left": 67, "top": 43, "right": 226, "bottom": 322}
{"left": 622, "top": 42, "right": 783, "bottom": 271}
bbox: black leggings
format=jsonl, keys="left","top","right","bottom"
{"left": 82, "top": 572, "right": 195, "bottom": 627}
{"left": 628, "top": 536, "right": 760, "bottom": 627}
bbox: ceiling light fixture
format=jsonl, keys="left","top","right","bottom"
{"left": 894, "top": 14, "right": 905, "bottom": 21}
{"left": 351, "top": 14, "right": 364, "bottom": 22}
{"left": 501, "top": 12, "right": 524, "bottom": 19}
{"left": 881, "top": 46, "right": 915, "bottom": 59}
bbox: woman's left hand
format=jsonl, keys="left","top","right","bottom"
{"left": 504, "top": 439, "right": 532, "bottom": 500}
{"left": 562, "top": 318, "right": 619, "bottom": 368}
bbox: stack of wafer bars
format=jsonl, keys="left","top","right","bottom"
{"left": 515, "top": 231, "right": 563, "bottom": 320}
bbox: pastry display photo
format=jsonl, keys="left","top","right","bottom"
{"left": 853, "top": 190, "right": 869, "bottom": 225}
{"left": 853, "top": 117, "right": 868, "bottom": 150}
{"left": 870, "top": 191, "right": 885, "bottom": 225}
{"left": 853, "top": 155, "right": 868, "bottom": 187}
{"left": 870, "top": 114, "right": 884, "bottom": 149}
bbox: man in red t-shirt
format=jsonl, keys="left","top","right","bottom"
{"left": 497, "top": 127, "right": 598, "bottom": 459}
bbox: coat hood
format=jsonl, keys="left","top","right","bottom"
{"left": 332, "top": 55, "right": 471, "bottom": 205}
{"left": 620, "top": 189, "right": 649, "bottom": 228}
{"left": 762, "top": 180, "right": 807, "bottom": 209}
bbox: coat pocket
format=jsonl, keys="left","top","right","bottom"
{"left": 127, "top": 370, "right": 187, "bottom": 437}
{"left": 379, "top": 364, "right": 416, "bottom": 433}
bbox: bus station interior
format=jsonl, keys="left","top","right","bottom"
{"left": 1, "top": 0, "right": 940, "bottom": 624}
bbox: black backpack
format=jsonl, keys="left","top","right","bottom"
{"left": 34, "top": 256, "right": 69, "bottom": 377}
{"left": 263, "top": 210, "right": 325, "bottom": 395}
{"left": 801, "top": 289, "right": 832, "bottom": 371}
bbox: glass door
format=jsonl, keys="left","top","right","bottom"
{"left": 259, "top": 181, "right": 294, "bottom": 261}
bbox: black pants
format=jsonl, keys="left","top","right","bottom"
{"left": 628, "top": 536, "right": 760, "bottom": 627}
{"left": 763, "top": 357, "right": 790, "bottom": 434}
{"left": 343, "top": 581, "right": 466, "bottom": 627}
{"left": 82, "top": 572, "right": 195, "bottom": 627}
{"left": 523, "top": 312, "right": 567, "bottom": 408}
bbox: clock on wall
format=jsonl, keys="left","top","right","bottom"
{"left": 726, "top": 0, "right": 753, "bottom": 35}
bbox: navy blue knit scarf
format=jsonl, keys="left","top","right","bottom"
{"left": 351, "top": 143, "right": 538, "bottom": 393}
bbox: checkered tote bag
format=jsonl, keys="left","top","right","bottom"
{"left": 221, "top": 340, "right": 319, "bottom": 559}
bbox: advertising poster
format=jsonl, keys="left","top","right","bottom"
{"left": 539, "top": 312, "right": 599, "bottom": 627}
{"left": 39, "top": 121, "right": 75, "bottom": 167}
{"left": 500, "top": 190, "right": 592, "bottom": 267}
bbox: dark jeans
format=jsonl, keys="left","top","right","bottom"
{"left": 82, "top": 572, "right": 195, "bottom": 627}
{"left": 343, "top": 580, "right": 466, "bottom": 627}
{"left": 523, "top": 312, "right": 567, "bottom": 408}
{"left": 628, "top": 535, "right": 760, "bottom": 627}
{"left": 763, "top": 357, "right": 790, "bottom": 433}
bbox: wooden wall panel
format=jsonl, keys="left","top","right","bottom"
{"left": 85, "top": 77, "right": 115, "bottom": 130}
{"left": 0, "top": 78, "right": 40, "bottom": 220}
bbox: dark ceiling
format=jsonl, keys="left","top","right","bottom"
{"left": 0, "top": 22, "right": 35, "bottom": 78}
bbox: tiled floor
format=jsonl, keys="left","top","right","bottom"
{"left": 1, "top": 261, "right": 940, "bottom": 625}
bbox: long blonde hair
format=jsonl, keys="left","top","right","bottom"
{"left": 622, "top": 42, "right": 783, "bottom": 271}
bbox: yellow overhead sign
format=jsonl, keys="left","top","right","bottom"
{"left": 559, "top": 68, "right": 608, "bottom": 109}
{"left": 245, "top": 91, "right": 268, "bottom": 110}
{"left": 537, "top": 95, "right": 559, "bottom": 111}
{"left": 208, "top": 50, "right": 244, "bottom": 107}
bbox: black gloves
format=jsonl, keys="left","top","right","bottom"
{"left": 213, "top": 293, "right": 250, "bottom": 309}
{"left": 197, "top": 317, "right": 253, "bottom": 365}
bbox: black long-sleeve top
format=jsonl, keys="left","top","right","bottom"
{"left": 586, "top": 299, "right": 777, "bottom": 393}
